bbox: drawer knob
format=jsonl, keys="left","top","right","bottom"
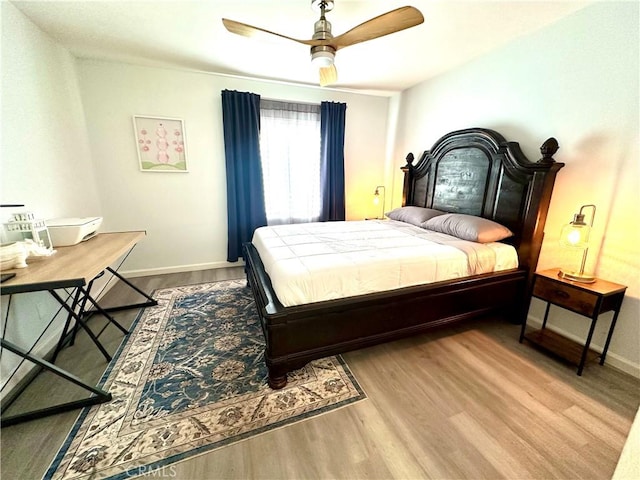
{"left": 554, "top": 290, "right": 570, "bottom": 299}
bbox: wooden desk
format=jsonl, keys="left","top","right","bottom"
{"left": 1, "top": 231, "right": 146, "bottom": 294}
{"left": 1, "top": 231, "right": 157, "bottom": 426}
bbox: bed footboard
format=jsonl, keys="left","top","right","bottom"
{"left": 243, "top": 242, "right": 526, "bottom": 389}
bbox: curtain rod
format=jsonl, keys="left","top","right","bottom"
{"left": 260, "top": 97, "right": 321, "bottom": 107}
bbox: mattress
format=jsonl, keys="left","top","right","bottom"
{"left": 251, "top": 220, "right": 519, "bottom": 307}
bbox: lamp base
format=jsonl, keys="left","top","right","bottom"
{"left": 558, "top": 269, "right": 596, "bottom": 284}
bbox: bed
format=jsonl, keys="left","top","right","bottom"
{"left": 243, "top": 128, "right": 564, "bottom": 388}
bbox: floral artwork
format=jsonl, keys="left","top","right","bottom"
{"left": 133, "top": 116, "right": 188, "bottom": 172}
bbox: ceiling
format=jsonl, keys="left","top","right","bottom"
{"left": 11, "top": 0, "right": 591, "bottom": 94}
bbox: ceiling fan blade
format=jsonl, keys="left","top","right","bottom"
{"left": 319, "top": 64, "right": 338, "bottom": 87}
{"left": 222, "top": 18, "right": 324, "bottom": 46}
{"left": 331, "top": 6, "right": 424, "bottom": 49}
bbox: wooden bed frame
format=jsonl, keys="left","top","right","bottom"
{"left": 243, "top": 128, "right": 564, "bottom": 388}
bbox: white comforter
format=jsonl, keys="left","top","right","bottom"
{"left": 251, "top": 220, "right": 518, "bottom": 307}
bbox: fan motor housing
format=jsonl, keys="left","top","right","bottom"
{"left": 313, "top": 17, "right": 332, "bottom": 40}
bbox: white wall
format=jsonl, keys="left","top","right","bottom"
{"left": 392, "top": 1, "right": 639, "bottom": 376}
{"left": 0, "top": 6, "right": 101, "bottom": 220}
{"left": 0, "top": 2, "right": 104, "bottom": 395}
{"left": 76, "top": 61, "right": 390, "bottom": 274}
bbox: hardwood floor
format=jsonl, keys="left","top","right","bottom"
{"left": 1, "top": 267, "right": 638, "bottom": 479}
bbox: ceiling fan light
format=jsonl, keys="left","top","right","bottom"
{"left": 311, "top": 50, "right": 334, "bottom": 67}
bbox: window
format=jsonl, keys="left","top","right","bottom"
{"left": 259, "top": 100, "right": 321, "bottom": 225}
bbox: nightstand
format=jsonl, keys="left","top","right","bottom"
{"left": 519, "top": 268, "right": 627, "bottom": 375}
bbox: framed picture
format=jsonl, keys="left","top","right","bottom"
{"left": 133, "top": 115, "right": 188, "bottom": 172}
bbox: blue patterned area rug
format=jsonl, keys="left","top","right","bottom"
{"left": 45, "top": 279, "right": 366, "bottom": 479}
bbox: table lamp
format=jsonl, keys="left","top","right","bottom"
{"left": 558, "top": 204, "right": 596, "bottom": 283}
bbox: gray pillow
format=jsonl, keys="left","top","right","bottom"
{"left": 385, "top": 207, "right": 444, "bottom": 226}
{"left": 422, "top": 213, "right": 513, "bottom": 243}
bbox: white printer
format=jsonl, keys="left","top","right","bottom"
{"left": 46, "top": 217, "right": 103, "bottom": 247}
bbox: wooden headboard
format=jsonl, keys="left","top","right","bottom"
{"left": 401, "top": 128, "right": 564, "bottom": 275}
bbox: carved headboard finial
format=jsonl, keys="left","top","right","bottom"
{"left": 401, "top": 152, "right": 415, "bottom": 172}
{"left": 405, "top": 152, "right": 415, "bottom": 166}
{"left": 539, "top": 137, "right": 559, "bottom": 164}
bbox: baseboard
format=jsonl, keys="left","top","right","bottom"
{"left": 121, "top": 260, "right": 244, "bottom": 278}
{"left": 526, "top": 315, "right": 640, "bottom": 379}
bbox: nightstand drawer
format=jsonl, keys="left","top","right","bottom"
{"left": 533, "top": 279, "right": 597, "bottom": 316}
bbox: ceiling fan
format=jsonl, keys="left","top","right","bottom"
{"left": 222, "top": 1, "right": 424, "bottom": 86}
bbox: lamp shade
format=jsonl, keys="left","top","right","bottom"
{"left": 559, "top": 214, "right": 591, "bottom": 248}
{"left": 558, "top": 204, "right": 596, "bottom": 283}
{"left": 311, "top": 50, "right": 334, "bottom": 67}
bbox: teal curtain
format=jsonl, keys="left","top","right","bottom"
{"left": 319, "top": 101, "right": 346, "bottom": 221}
{"left": 221, "top": 90, "right": 267, "bottom": 262}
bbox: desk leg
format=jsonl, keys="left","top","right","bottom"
{"left": 81, "top": 267, "right": 157, "bottom": 319}
{"left": 51, "top": 287, "right": 83, "bottom": 364}
{"left": 0, "top": 338, "right": 111, "bottom": 427}
{"left": 49, "top": 290, "right": 112, "bottom": 362}
{"left": 80, "top": 287, "right": 129, "bottom": 334}
{"left": 101, "top": 267, "right": 158, "bottom": 312}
